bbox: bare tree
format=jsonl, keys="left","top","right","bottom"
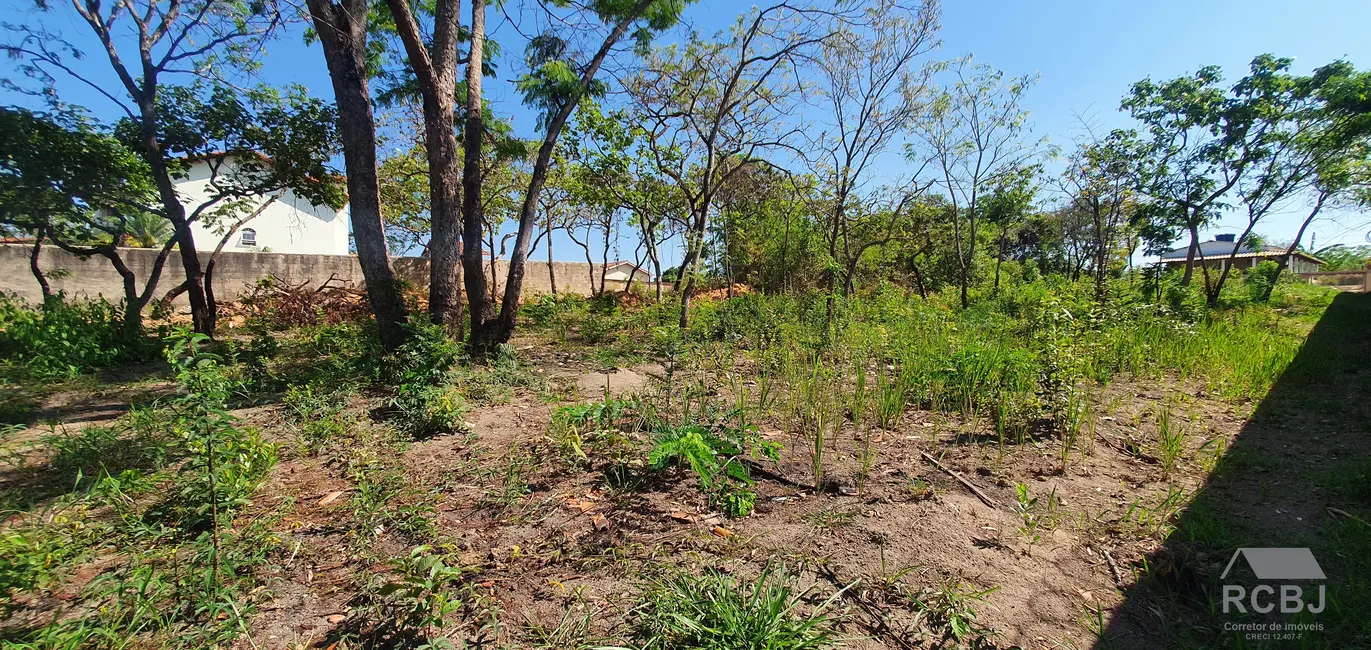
{"left": 911, "top": 57, "right": 1038, "bottom": 308}
{"left": 630, "top": 1, "right": 849, "bottom": 331}
{"left": 1059, "top": 125, "right": 1137, "bottom": 301}
{"left": 808, "top": 0, "right": 940, "bottom": 326}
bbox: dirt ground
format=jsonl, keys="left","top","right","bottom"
{"left": 228, "top": 352, "right": 1237, "bottom": 649}
{"left": 4, "top": 332, "right": 1289, "bottom": 650}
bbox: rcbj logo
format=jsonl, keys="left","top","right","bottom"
{"left": 1220, "top": 547, "right": 1326, "bottom": 615}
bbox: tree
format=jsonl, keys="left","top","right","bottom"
{"left": 4, "top": 0, "right": 296, "bottom": 335}
{"left": 630, "top": 2, "right": 845, "bottom": 331}
{"left": 378, "top": 141, "right": 435, "bottom": 254}
{"left": 1203, "top": 57, "right": 1371, "bottom": 302}
{"left": 0, "top": 90, "right": 343, "bottom": 334}
{"left": 1059, "top": 128, "right": 1137, "bottom": 301}
{"left": 466, "top": 0, "right": 686, "bottom": 350}
{"left": 910, "top": 58, "right": 1038, "bottom": 308}
{"left": 809, "top": 0, "right": 939, "bottom": 325}
{"left": 308, "top": 0, "right": 411, "bottom": 349}
{"left": 984, "top": 163, "right": 1040, "bottom": 294}
{"left": 1122, "top": 63, "right": 1268, "bottom": 290}
{"left": 1316, "top": 244, "right": 1371, "bottom": 271}
{"left": 0, "top": 107, "right": 159, "bottom": 325}
{"left": 568, "top": 102, "right": 682, "bottom": 301}
{"left": 382, "top": 0, "right": 466, "bottom": 333}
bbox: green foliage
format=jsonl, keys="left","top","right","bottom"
{"left": 2, "top": 333, "right": 282, "bottom": 648}
{"left": 649, "top": 415, "right": 778, "bottom": 518}
{"left": 385, "top": 318, "right": 468, "bottom": 438}
{"left": 1318, "top": 244, "right": 1371, "bottom": 271}
{"left": 162, "top": 329, "right": 277, "bottom": 529}
{"left": 359, "top": 546, "right": 469, "bottom": 649}
{"left": 1242, "top": 260, "right": 1282, "bottom": 302}
{"left": 283, "top": 382, "right": 355, "bottom": 455}
{"left": 1013, "top": 482, "right": 1059, "bottom": 547}
{"left": 0, "top": 295, "right": 157, "bottom": 379}
{"left": 0, "top": 106, "right": 156, "bottom": 243}
{"left": 916, "top": 579, "right": 998, "bottom": 644}
{"left": 632, "top": 564, "right": 847, "bottom": 650}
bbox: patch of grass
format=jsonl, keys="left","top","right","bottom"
{"left": 348, "top": 451, "right": 438, "bottom": 543}
{"left": 915, "top": 578, "right": 999, "bottom": 645}
{"left": 631, "top": 563, "right": 847, "bottom": 650}
{"left": 805, "top": 504, "right": 858, "bottom": 531}
{"left": 521, "top": 601, "right": 612, "bottom": 650}
{"left": 1152, "top": 405, "right": 1188, "bottom": 478}
{"left": 1013, "top": 482, "right": 1060, "bottom": 547}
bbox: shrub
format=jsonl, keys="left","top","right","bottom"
{"left": 385, "top": 318, "right": 467, "bottom": 438}
{"left": 357, "top": 546, "right": 467, "bottom": 649}
{"left": 0, "top": 294, "right": 156, "bottom": 379}
{"left": 649, "top": 417, "right": 779, "bottom": 518}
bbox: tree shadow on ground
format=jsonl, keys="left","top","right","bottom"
{"left": 1100, "top": 292, "right": 1371, "bottom": 649}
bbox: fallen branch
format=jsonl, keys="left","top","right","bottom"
{"left": 920, "top": 452, "right": 998, "bottom": 510}
{"left": 1103, "top": 548, "right": 1125, "bottom": 586}
{"left": 739, "top": 458, "right": 816, "bottom": 492}
{"left": 1102, "top": 435, "right": 1160, "bottom": 465}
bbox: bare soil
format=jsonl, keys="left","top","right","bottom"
{"left": 1, "top": 341, "right": 1252, "bottom": 650}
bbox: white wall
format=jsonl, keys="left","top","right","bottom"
{"left": 180, "top": 159, "right": 350, "bottom": 255}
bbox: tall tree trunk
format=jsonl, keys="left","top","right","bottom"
{"left": 1180, "top": 222, "right": 1199, "bottom": 287}
{"left": 649, "top": 247, "right": 662, "bottom": 303}
{"left": 386, "top": 0, "right": 464, "bottom": 334}
{"left": 142, "top": 113, "right": 214, "bottom": 335}
{"left": 993, "top": 226, "right": 1007, "bottom": 294}
{"left": 460, "top": 0, "right": 493, "bottom": 351}
{"left": 29, "top": 231, "right": 53, "bottom": 304}
{"left": 824, "top": 196, "right": 844, "bottom": 330}
{"left": 962, "top": 205, "right": 977, "bottom": 309}
{"left": 677, "top": 211, "right": 706, "bottom": 331}
{"left": 1262, "top": 195, "right": 1326, "bottom": 302}
{"left": 308, "top": 0, "right": 409, "bottom": 349}
{"left": 493, "top": 0, "right": 653, "bottom": 345}
{"left": 598, "top": 225, "right": 610, "bottom": 296}
{"left": 910, "top": 257, "right": 928, "bottom": 299}
{"left": 546, "top": 222, "right": 558, "bottom": 296}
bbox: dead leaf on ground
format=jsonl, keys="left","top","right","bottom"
{"left": 565, "top": 498, "right": 597, "bottom": 513}
{"left": 668, "top": 511, "right": 697, "bottom": 523}
{"left": 591, "top": 513, "right": 609, "bottom": 530}
{"left": 326, "top": 614, "right": 347, "bottom": 624}
{"left": 712, "top": 526, "right": 733, "bottom": 538}
{"left": 317, "top": 490, "right": 347, "bottom": 506}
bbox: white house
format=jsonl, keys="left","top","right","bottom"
{"left": 603, "top": 260, "right": 649, "bottom": 282}
{"left": 181, "top": 155, "right": 350, "bottom": 256}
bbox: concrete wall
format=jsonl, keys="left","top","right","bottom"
{"left": 0, "top": 244, "right": 670, "bottom": 306}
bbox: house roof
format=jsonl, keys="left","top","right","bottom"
{"left": 1159, "top": 240, "right": 1323, "bottom": 264}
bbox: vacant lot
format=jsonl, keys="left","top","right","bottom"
{"left": 1, "top": 285, "right": 1367, "bottom": 649}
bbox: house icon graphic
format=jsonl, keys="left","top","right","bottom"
{"left": 1221, "top": 548, "right": 1326, "bottom": 581}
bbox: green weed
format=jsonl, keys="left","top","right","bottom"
{"left": 632, "top": 563, "right": 847, "bottom": 650}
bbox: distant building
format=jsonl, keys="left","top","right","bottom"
{"left": 182, "top": 154, "right": 350, "bottom": 256}
{"left": 602, "top": 260, "right": 649, "bottom": 282}
{"left": 1158, "top": 234, "right": 1323, "bottom": 274}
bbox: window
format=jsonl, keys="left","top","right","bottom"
{"left": 239, "top": 228, "right": 257, "bottom": 247}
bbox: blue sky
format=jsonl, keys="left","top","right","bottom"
{"left": 4, "top": 0, "right": 1369, "bottom": 264}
